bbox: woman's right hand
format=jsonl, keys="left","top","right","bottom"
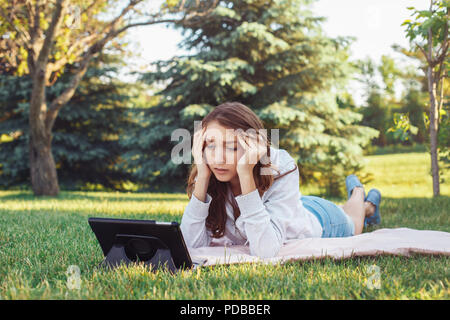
{"left": 193, "top": 126, "right": 212, "bottom": 179}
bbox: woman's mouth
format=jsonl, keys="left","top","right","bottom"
{"left": 214, "top": 168, "right": 229, "bottom": 174}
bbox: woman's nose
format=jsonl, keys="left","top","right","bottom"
{"left": 214, "top": 148, "right": 226, "bottom": 164}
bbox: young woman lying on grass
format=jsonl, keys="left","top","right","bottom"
{"left": 180, "top": 102, "right": 382, "bottom": 258}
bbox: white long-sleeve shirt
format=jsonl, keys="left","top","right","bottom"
{"left": 180, "top": 146, "right": 323, "bottom": 258}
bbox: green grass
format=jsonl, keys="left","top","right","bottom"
{"left": 0, "top": 152, "right": 449, "bottom": 299}
{"left": 364, "top": 143, "right": 428, "bottom": 156}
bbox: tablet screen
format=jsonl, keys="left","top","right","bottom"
{"left": 88, "top": 217, "right": 193, "bottom": 270}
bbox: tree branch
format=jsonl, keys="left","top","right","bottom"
{"left": 97, "top": 0, "right": 144, "bottom": 37}
{"left": 26, "top": 0, "right": 42, "bottom": 74}
{"left": 114, "top": 17, "right": 182, "bottom": 35}
{"left": 45, "top": 0, "right": 219, "bottom": 129}
{"left": 45, "top": 49, "right": 94, "bottom": 131}
{"left": 435, "top": 38, "right": 449, "bottom": 64}
{"left": 416, "top": 43, "right": 433, "bottom": 65}
{"left": 435, "top": 57, "right": 447, "bottom": 118}
{"left": 47, "top": 33, "right": 98, "bottom": 74}
{"left": 435, "top": 16, "right": 448, "bottom": 59}
{"left": 44, "top": 0, "right": 143, "bottom": 126}
{"left": 24, "top": 0, "right": 35, "bottom": 31}
{"left": 79, "top": 0, "right": 98, "bottom": 19}
{"left": 35, "top": 0, "right": 67, "bottom": 76}
{"left": 0, "top": 6, "right": 31, "bottom": 46}
{"left": 115, "top": 0, "right": 219, "bottom": 35}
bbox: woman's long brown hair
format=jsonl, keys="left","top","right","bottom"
{"left": 185, "top": 102, "right": 298, "bottom": 239}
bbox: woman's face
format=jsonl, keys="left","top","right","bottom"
{"left": 203, "top": 120, "right": 245, "bottom": 182}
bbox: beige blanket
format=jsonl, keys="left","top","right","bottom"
{"left": 188, "top": 228, "right": 450, "bottom": 267}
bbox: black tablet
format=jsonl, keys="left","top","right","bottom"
{"left": 88, "top": 217, "right": 193, "bottom": 271}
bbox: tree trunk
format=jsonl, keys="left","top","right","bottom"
{"left": 29, "top": 132, "right": 60, "bottom": 196}
{"left": 29, "top": 68, "right": 60, "bottom": 196}
{"left": 427, "top": 66, "right": 440, "bottom": 197}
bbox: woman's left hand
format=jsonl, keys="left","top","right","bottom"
{"left": 236, "top": 131, "right": 268, "bottom": 176}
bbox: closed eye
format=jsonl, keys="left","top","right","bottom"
{"left": 206, "top": 145, "right": 236, "bottom": 151}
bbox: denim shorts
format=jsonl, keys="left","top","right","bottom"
{"left": 301, "top": 195, "right": 355, "bottom": 238}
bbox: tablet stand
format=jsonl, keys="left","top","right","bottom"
{"left": 101, "top": 234, "right": 178, "bottom": 273}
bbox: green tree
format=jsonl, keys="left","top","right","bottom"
{"left": 0, "top": 0, "right": 217, "bottom": 196}
{"left": 0, "top": 53, "right": 135, "bottom": 190}
{"left": 360, "top": 91, "right": 390, "bottom": 146}
{"left": 125, "top": 0, "right": 378, "bottom": 195}
{"left": 391, "top": 43, "right": 449, "bottom": 180}
{"left": 402, "top": 0, "right": 449, "bottom": 196}
{"left": 354, "top": 58, "right": 391, "bottom": 146}
{"left": 355, "top": 54, "right": 429, "bottom": 147}
{"left": 379, "top": 55, "right": 403, "bottom": 98}
{"left": 401, "top": 87, "right": 428, "bottom": 143}
{"left": 378, "top": 55, "right": 415, "bottom": 145}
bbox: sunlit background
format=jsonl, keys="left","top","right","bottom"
{"left": 125, "top": 0, "right": 429, "bottom": 105}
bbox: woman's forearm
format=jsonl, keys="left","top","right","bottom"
{"left": 193, "top": 174, "right": 211, "bottom": 202}
{"left": 238, "top": 170, "right": 257, "bottom": 196}
{"left": 181, "top": 174, "right": 212, "bottom": 248}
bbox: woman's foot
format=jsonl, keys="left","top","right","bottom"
{"left": 345, "top": 175, "right": 365, "bottom": 200}
{"left": 364, "top": 201, "right": 376, "bottom": 217}
{"left": 364, "top": 189, "right": 382, "bottom": 227}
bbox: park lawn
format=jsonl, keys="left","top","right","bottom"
{"left": 0, "top": 152, "right": 448, "bottom": 299}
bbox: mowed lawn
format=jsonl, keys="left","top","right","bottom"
{"left": 0, "top": 152, "right": 448, "bottom": 299}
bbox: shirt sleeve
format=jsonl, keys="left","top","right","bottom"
{"left": 234, "top": 161, "right": 300, "bottom": 258}
{"left": 180, "top": 192, "right": 213, "bottom": 248}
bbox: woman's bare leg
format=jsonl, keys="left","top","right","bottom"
{"left": 338, "top": 187, "right": 375, "bottom": 235}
